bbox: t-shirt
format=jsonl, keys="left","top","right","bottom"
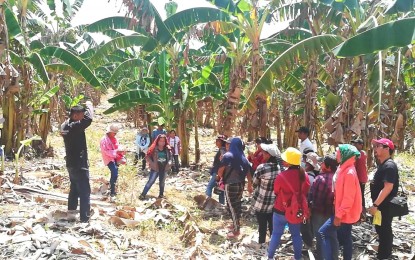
{"left": 220, "top": 153, "right": 250, "bottom": 184}
{"left": 157, "top": 149, "right": 168, "bottom": 172}
{"left": 168, "top": 136, "right": 180, "bottom": 155}
{"left": 212, "top": 147, "right": 226, "bottom": 174}
{"left": 355, "top": 150, "right": 368, "bottom": 183}
{"left": 370, "top": 158, "right": 399, "bottom": 210}
{"left": 300, "top": 138, "right": 314, "bottom": 154}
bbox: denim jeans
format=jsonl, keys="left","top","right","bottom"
{"left": 67, "top": 167, "right": 91, "bottom": 222}
{"left": 268, "top": 212, "right": 303, "bottom": 260}
{"left": 107, "top": 161, "right": 118, "bottom": 196}
{"left": 319, "top": 216, "right": 352, "bottom": 260}
{"left": 141, "top": 170, "right": 167, "bottom": 197}
{"left": 172, "top": 155, "right": 180, "bottom": 172}
{"left": 205, "top": 172, "right": 224, "bottom": 204}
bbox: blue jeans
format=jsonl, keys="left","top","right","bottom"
{"left": 205, "top": 172, "right": 224, "bottom": 204}
{"left": 67, "top": 166, "right": 91, "bottom": 222}
{"left": 268, "top": 213, "right": 302, "bottom": 260}
{"left": 141, "top": 170, "right": 167, "bottom": 197}
{"left": 312, "top": 212, "right": 333, "bottom": 260}
{"left": 319, "top": 216, "right": 352, "bottom": 260}
{"left": 107, "top": 161, "right": 118, "bottom": 195}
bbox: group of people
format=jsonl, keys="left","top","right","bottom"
{"left": 60, "top": 101, "right": 400, "bottom": 260}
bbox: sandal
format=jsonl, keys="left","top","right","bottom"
{"left": 226, "top": 230, "right": 240, "bottom": 239}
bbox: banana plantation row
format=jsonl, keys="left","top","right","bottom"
{"left": 0, "top": 0, "right": 414, "bottom": 166}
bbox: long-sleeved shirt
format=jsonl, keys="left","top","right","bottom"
{"left": 100, "top": 134, "right": 120, "bottom": 166}
{"left": 355, "top": 150, "right": 368, "bottom": 183}
{"left": 309, "top": 171, "right": 335, "bottom": 216}
{"left": 168, "top": 136, "right": 181, "bottom": 155}
{"left": 61, "top": 103, "right": 93, "bottom": 168}
{"left": 253, "top": 162, "right": 280, "bottom": 213}
{"left": 300, "top": 138, "right": 314, "bottom": 153}
{"left": 136, "top": 133, "right": 150, "bottom": 153}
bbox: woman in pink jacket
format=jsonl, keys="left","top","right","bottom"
{"left": 318, "top": 144, "right": 362, "bottom": 260}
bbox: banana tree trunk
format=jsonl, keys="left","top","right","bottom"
{"left": 178, "top": 110, "right": 189, "bottom": 167}
{"left": 193, "top": 104, "right": 200, "bottom": 163}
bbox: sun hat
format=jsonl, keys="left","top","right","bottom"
{"left": 281, "top": 147, "right": 302, "bottom": 166}
{"left": 106, "top": 124, "right": 120, "bottom": 134}
{"left": 260, "top": 143, "right": 281, "bottom": 157}
{"left": 371, "top": 138, "right": 394, "bottom": 150}
{"left": 216, "top": 134, "right": 227, "bottom": 141}
{"left": 305, "top": 152, "right": 322, "bottom": 171}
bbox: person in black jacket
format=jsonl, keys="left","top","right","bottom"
{"left": 61, "top": 101, "right": 94, "bottom": 222}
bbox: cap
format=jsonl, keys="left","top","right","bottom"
{"left": 295, "top": 126, "right": 310, "bottom": 135}
{"left": 260, "top": 143, "right": 280, "bottom": 157}
{"left": 351, "top": 138, "right": 364, "bottom": 145}
{"left": 225, "top": 137, "right": 234, "bottom": 144}
{"left": 106, "top": 124, "right": 120, "bottom": 133}
{"left": 216, "top": 134, "right": 227, "bottom": 141}
{"left": 70, "top": 105, "right": 86, "bottom": 115}
{"left": 372, "top": 138, "right": 394, "bottom": 150}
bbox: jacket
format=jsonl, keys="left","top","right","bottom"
{"left": 100, "top": 134, "right": 118, "bottom": 166}
{"left": 136, "top": 133, "right": 150, "bottom": 153}
{"left": 273, "top": 167, "right": 310, "bottom": 213}
{"left": 146, "top": 148, "right": 171, "bottom": 172}
{"left": 334, "top": 157, "right": 362, "bottom": 224}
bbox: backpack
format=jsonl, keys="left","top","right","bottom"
{"left": 279, "top": 173, "right": 310, "bottom": 224}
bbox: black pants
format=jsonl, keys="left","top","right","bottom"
{"left": 67, "top": 166, "right": 91, "bottom": 222}
{"left": 301, "top": 220, "right": 314, "bottom": 247}
{"left": 134, "top": 152, "right": 146, "bottom": 170}
{"left": 172, "top": 154, "right": 180, "bottom": 172}
{"left": 256, "top": 212, "right": 273, "bottom": 243}
{"left": 375, "top": 205, "right": 393, "bottom": 259}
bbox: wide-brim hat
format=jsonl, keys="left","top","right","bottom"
{"left": 260, "top": 143, "right": 280, "bottom": 157}
{"left": 305, "top": 152, "right": 322, "bottom": 171}
{"left": 106, "top": 124, "right": 120, "bottom": 133}
{"left": 281, "top": 147, "right": 302, "bottom": 166}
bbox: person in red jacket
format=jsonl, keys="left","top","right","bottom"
{"left": 247, "top": 137, "right": 267, "bottom": 172}
{"left": 351, "top": 138, "right": 368, "bottom": 213}
{"left": 319, "top": 144, "right": 362, "bottom": 260}
{"left": 267, "top": 147, "right": 310, "bottom": 260}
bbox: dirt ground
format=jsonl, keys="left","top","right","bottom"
{"left": 0, "top": 95, "right": 414, "bottom": 259}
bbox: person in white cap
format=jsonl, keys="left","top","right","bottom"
{"left": 100, "top": 124, "right": 125, "bottom": 199}
{"left": 252, "top": 143, "right": 281, "bottom": 247}
{"left": 135, "top": 127, "right": 150, "bottom": 171}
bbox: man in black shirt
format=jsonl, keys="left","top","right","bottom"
{"left": 369, "top": 138, "right": 399, "bottom": 259}
{"left": 61, "top": 101, "right": 94, "bottom": 222}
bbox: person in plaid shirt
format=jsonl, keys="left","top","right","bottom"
{"left": 253, "top": 143, "right": 281, "bottom": 246}
{"left": 309, "top": 154, "right": 338, "bottom": 260}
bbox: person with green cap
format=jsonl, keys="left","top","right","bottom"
{"left": 319, "top": 144, "right": 362, "bottom": 260}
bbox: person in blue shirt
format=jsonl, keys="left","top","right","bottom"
{"left": 151, "top": 124, "right": 166, "bottom": 142}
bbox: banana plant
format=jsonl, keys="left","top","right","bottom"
{"left": 13, "top": 136, "right": 42, "bottom": 184}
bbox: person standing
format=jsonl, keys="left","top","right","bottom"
{"left": 369, "top": 138, "right": 399, "bottom": 260}
{"left": 167, "top": 130, "right": 181, "bottom": 173}
{"left": 218, "top": 137, "right": 252, "bottom": 238}
{"left": 319, "top": 144, "right": 362, "bottom": 260}
{"left": 139, "top": 134, "right": 171, "bottom": 200}
{"left": 135, "top": 127, "right": 150, "bottom": 171}
{"left": 309, "top": 154, "right": 338, "bottom": 260}
{"left": 100, "top": 124, "right": 125, "bottom": 200}
{"left": 296, "top": 126, "right": 314, "bottom": 154}
{"left": 61, "top": 101, "right": 94, "bottom": 223}
{"left": 252, "top": 143, "right": 281, "bottom": 246}
{"left": 267, "top": 147, "right": 310, "bottom": 260}
{"left": 351, "top": 138, "right": 368, "bottom": 211}
{"left": 205, "top": 135, "right": 227, "bottom": 204}
{"left": 151, "top": 124, "right": 166, "bottom": 142}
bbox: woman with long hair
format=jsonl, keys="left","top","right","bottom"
{"left": 218, "top": 137, "right": 253, "bottom": 238}
{"left": 139, "top": 134, "right": 171, "bottom": 200}
{"left": 267, "top": 147, "right": 310, "bottom": 260}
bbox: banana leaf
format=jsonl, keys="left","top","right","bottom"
{"left": 245, "top": 35, "right": 343, "bottom": 109}
{"left": 38, "top": 85, "right": 60, "bottom": 105}
{"left": 109, "top": 58, "right": 150, "bottom": 82}
{"left": 334, "top": 17, "right": 415, "bottom": 57}
{"left": 40, "top": 47, "right": 102, "bottom": 88}
{"left": 209, "top": 0, "right": 240, "bottom": 14}
{"left": 385, "top": 0, "right": 414, "bottom": 14}
{"left": 45, "top": 63, "right": 86, "bottom": 81}
{"left": 5, "top": 7, "right": 21, "bottom": 38}
{"left": 85, "top": 17, "right": 137, "bottom": 32}
{"left": 28, "top": 53, "right": 49, "bottom": 84}
{"left": 90, "top": 35, "right": 154, "bottom": 68}
{"left": 107, "top": 89, "right": 160, "bottom": 104}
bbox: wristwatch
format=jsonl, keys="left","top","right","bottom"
{"left": 373, "top": 203, "right": 378, "bottom": 208}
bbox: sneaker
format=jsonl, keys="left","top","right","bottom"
{"left": 226, "top": 230, "right": 240, "bottom": 239}
{"left": 139, "top": 194, "right": 146, "bottom": 200}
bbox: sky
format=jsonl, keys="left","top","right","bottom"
{"left": 71, "top": 0, "right": 285, "bottom": 40}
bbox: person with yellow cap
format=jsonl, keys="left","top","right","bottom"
{"left": 267, "top": 147, "right": 310, "bottom": 260}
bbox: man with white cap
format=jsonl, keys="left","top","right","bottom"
{"left": 252, "top": 143, "right": 281, "bottom": 247}
{"left": 135, "top": 127, "right": 150, "bottom": 171}
{"left": 100, "top": 124, "right": 125, "bottom": 200}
